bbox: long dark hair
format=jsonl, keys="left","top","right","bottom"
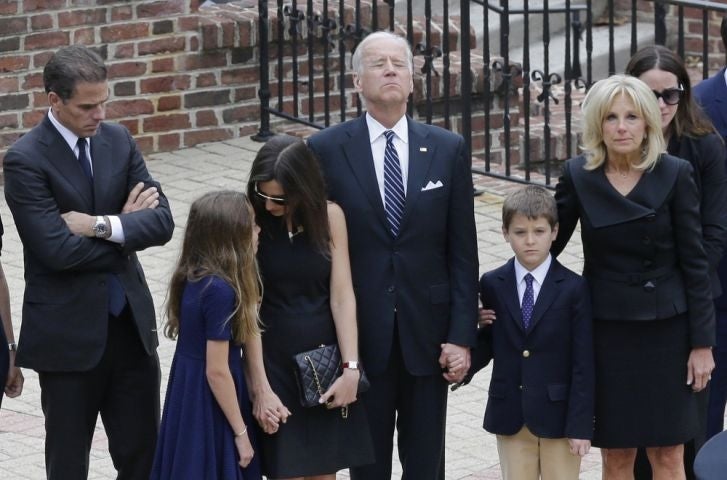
{"left": 625, "top": 45, "right": 715, "bottom": 138}
{"left": 165, "top": 190, "right": 261, "bottom": 344}
{"left": 247, "top": 135, "right": 330, "bottom": 255}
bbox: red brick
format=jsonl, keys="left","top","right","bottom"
{"left": 140, "top": 75, "right": 191, "bottom": 94}
{"left": 0, "top": 55, "right": 30, "bottom": 73}
{"left": 118, "top": 119, "right": 139, "bottom": 135}
{"left": 0, "top": 1, "right": 18, "bottom": 15}
{"left": 151, "top": 58, "right": 175, "bottom": 73}
{"left": 21, "top": 72, "right": 43, "bottom": 90}
{"left": 0, "top": 36, "right": 20, "bottom": 53}
{"left": 33, "top": 51, "right": 54, "bottom": 68}
{"left": 0, "top": 113, "right": 18, "bottom": 129}
{"left": 158, "top": 95, "right": 181, "bottom": 111}
{"left": 196, "top": 72, "right": 217, "bottom": 88}
{"left": 113, "top": 43, "right": 135, "bottom": 60}
{"left": 22, "top": 109, "right": 44, "bottom": 127}
{"left": 222, "top": 105, "right": 258, "bottom": 124}
{"left": 0, "top": 77, "right": 19, "bottom": 93}
{"left": 221, "top": 66, "right": 259, "bottom": 85}
{"left": 25, "top": 31, "right": 69, "bottom": 50}
{"left": 189, "top": 36, "right": 199, "bottom": 52}
{"left": 178, "top": 15, "right": 199, "bottom": 32}
{"left": 137, "top": 1, "right": 183, "bottom": 18}
{"left": 137, "top": 36, "right": 186, "bottom": 56}
{"left": 233, "top": 86, "right": 257, "bottom": 102}
{"left": 196, "top": 110, "right": 218, "bottom": 127}
{"left": 183, "top": 51, "right": 227, "bottom": 70}
{"left": 135, "top": 135, "right": 154, "bottom": 154}
{"left": 0, "top": 16, "right": 28, "bottom": 34}
{"left": 237, "top": 16, "right": 253, "bottom": 48}
{"left": 100, "top": 23, "right": 150, "bottom": 43}
{"left": 73, "top": 27, "right": 96, "bottom": 45}
{"left": 108, "top": 61, "right": 148, "bottom": 79}
{"left": 106, "top": 99, "right": 154, "bottom": 119}
{"left": 114, "top": 81, "right": 136, "bottom": 97}
{"left": 110, "top": 5, "right": 133, "bottom": 22}
{"left": 31, "top": 91, "right": 47, "bottom": 108}
{"left": 143, "top": 114, "right": 191, "bottom": 132}
{"left": 22, "top": 0, "right": 64, "bottom": 12}
{"left": 184, "top": 90, "right": 231, "bottom": 108}
{"left": 0, "top": 132, "right": 21, "bottom": 148}
{"left": 59, "top": 9, "right": 106, "bottom": 28}
{"left": 158, "top": 133, "right": 181, "bottom": 151}
{"left": 184, "top": 128, "right": 233, "bottom": 148}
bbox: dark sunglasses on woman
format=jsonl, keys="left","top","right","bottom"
{"left": 652, "top": 87, "right": 684, "bottom": 106}
{"left": 255, "top": 183, "right": 287, "bottom": 205}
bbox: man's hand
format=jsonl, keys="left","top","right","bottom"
{"left": 439, "top": 343, "right": 470, "bottom": 383}
{"left": 122, "top": 182, "right": 159, "bottom": 213}
{"left": 5, "top": 350, "right": 23, "bottom": 398}
{"left": 61, "top": 211, "right": 95, "bottom": 237}
{"left": 568, "top": 438, "right": 591, "bottom": 457}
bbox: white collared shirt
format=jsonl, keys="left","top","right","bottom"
{"left": 365, "top": 113, "right": 409, "bottom": 204}
{"left": 47, "top": 108, "right": 125, "bottom": 244}
{"left": 513, "top": 254, "right": 552, "bottom": 307}
{"left": 723, "top": 68, "right": 727, "bottom": 88}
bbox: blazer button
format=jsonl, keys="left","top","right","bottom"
{"left": 522, "top": 350, "right": 530, "bottom": 358}
{"left": 387, "top": 285, "right": 396, "bottom": 294}
{"left": 518, "top": 385, "right": 523, "bottom": 390}
{"left": 643, "top": 281, "right": 656, "bottom": 293}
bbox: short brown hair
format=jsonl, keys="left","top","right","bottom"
{"left": 502, "top": 185, "right": 558, "bottom": 230}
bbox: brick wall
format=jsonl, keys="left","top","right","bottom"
{"left": 0, "top": 0, "right": 265, "bottom": 159}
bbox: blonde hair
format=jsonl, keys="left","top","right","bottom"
{"left": 165, "top": 191, "right": 261, "bottom": 344}
{"left": 580, "top": 74, "right": 665, "bottom": 171}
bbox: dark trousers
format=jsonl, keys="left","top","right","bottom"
{"left": 39, "top": 307, "right": 160, "bottom": 480}
{"left": 350, "top": 328, "right": 448, "bottom": 480}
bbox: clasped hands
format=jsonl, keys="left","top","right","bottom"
{"left": 252, "top": 389, "right": 291, "bottom": 435}
{"left": 61, "top": 182, "right": 159, "bottom": 235}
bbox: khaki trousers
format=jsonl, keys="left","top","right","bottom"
{"left": 496, "top": 425, "right": 582, "bottom": 480}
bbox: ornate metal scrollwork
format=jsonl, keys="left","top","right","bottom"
{"left": 414, "top": 43, "right": 442, "bottom": 77}
{"left": 283, "top": 4, "right": 306, "bottom": 38}
{"left": 532, "top": 70, "right": 562, "bottom": 105}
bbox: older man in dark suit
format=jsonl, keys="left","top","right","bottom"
{"left": 694, "top": 16, "right": 727, "bottom": 442}
{"left": 307, "top": 31, "right": 479, "bottom": 479}
{"left": 4, "top": 45, "right": 174, "bottom": 480}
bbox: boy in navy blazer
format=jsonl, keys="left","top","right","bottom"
{"left": 468, "top": 185, "right": 594, "bottom": 480}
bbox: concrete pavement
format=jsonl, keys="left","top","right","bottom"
{"left": 0, "top": 135, "right": 602, "bottom": 479}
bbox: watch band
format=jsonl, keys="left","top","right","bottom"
{"left": 8, "top": 342, "right": 17, "bottom": 352}
{"left": 342, "top": 361, "right": 359, "bottom": 370}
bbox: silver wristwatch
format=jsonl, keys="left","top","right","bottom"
{"left": 93, "top": 215, "right": 111, "bottom": 239}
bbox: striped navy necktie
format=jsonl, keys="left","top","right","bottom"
{"left": 383, "top": 130, "right": 405, "bottom": 237}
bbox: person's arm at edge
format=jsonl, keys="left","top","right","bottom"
{"left": 0, "top": 263, "right": 22, "bottom": 398}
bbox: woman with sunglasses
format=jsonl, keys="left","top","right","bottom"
{"left": 626, "top": 45, "right": 727, "bottom": 480}
{"left": 244, "top": 134, "right": 374, "bottom": 480}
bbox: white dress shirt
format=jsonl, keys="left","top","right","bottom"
{"left": 365, "top": 113, "right": 409, "bottom": 204}
{"left": 513, "top": 254, "right": 552, "bottom": 307}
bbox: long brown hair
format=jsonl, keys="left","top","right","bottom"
{"left": 247, "top": 134, "right": 331, "bottom": 255}
{"left": 625, "top": 45, "right": 715, "bottom": 139}
{"left": 164, "top": 190, "right": 261, "bottom": 344}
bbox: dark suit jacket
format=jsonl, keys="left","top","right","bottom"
{"left": 475, "top": 258, "right": 594, "bottom": 440}
{"left": 307, "top": 115, "right": 479, "bottom": 376}
{"left": 4, "top": 114, "right": 174, "bottom": 372}
{"left": 667, "top": 133, "right": 727, "bottom": 298}
{"left": 694, "top": 70, "right": 727, "bottom": 311}
{"left": 552, "top": 154, "right": 715, "bottom": 347}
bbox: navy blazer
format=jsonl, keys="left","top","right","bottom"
{"left": 694, "top": 70, "right": 727, "bottom": 310}
{"left": 477, "top": 258, "right": 594, "bottom": 440}
{"left": 552, "top": 154, "right": 715, "bottom": 347}
{"left": 4, "top": 115, "right": 175, "bottom": 372}
{"left": 308, "top": 115, "right": 479, "bottom": 376}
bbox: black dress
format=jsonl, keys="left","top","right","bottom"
{"left": 256, "top": 215, "right": 374, "bottom": 477}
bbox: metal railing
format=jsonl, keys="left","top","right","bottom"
{"left": 255, "top": 0, "right": 727, "bottom": 187}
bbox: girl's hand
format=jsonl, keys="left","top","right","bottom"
{"left": 319, "top": 369, "right": 359, "bottom": 408}
{"left": 252, "top": 390, "right": 291, "bottom": 434}
{"left": 235, "top": 433, "right": 255, "bottom": 468}
{"left": 478, "top": 308, "right": 496, "bottom": 327}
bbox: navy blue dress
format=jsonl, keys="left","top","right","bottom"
{"left": 151, "top": 276, "right": 262, "bottom": 480}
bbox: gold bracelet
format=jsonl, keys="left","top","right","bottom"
{"left": 234, "top": 426, "right": 247, "bottom": 437}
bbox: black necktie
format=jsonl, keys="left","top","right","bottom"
{"left": 522, "top": 273, "right": 534, "bottom": 329}
{"left": 76, "top": 138, "right": 93, "bottom": 186}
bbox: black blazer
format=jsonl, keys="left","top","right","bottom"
{"left": 476, "top": 258, "right": 594, "bottom": 440}
{"left": 668, "top": 133, "right": 727, "bottom": 298}
{"left": 4, "top": 115, "right": 175, "bottom": 372}
{"left": 694, "top": 70, "right": 727, "bottom": 310}
{"left": 307, "top": 115, "right": 479, "bottom": 376}
{"left": 552, "top": 154, "right": 715, "bottom": 347}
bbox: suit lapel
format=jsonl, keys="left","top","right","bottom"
{"left": 527, "top": 260, "right": 565, "bottom": 331}
{"left": 341, "top": 116, "right": 389, "bottom": 232}
{"left": 40, "top": 116, "right": 95, "bottom": 210}
{"left": 400, "top": 118, "right": 434, "bottom": 233}
{"left": 497, "top": 259, "right": 526, "bottom": 333}
{"left": 711, "top": 68, "right": 727, "bottom": 132}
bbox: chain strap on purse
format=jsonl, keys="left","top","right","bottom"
{"left": 305, "top": 354, "right": 348, "bottom": 418}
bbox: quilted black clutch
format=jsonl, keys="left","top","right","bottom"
{"left": 292, "top": 343, "right": 370, "bottom": 409}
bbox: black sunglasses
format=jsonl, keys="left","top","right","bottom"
{"left": 652, "top": 87, "right": 684, "bottom": 106}
{"left": 254, "top": 183, "right": 287, "bottom": 206}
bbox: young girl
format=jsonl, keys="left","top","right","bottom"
{"left": 151, "top": 190, "right": 263, "bottom": 480}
